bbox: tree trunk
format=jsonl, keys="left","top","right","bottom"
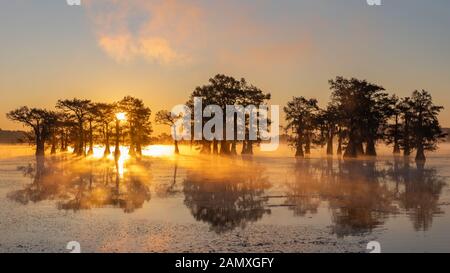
{"left": 246, "top": 140, "right": 254, "bottom": 155}
{"left": 114, "top": 120, "right": 121, "bottom": 158}
{"left": 104, "top": 125, "right": 111, "bottom": 156}
{"left": 230, "top": 141, "right": 237, "bottom": 155}
{"left": 220, "top": 140, "right": 230, "bottom": 155}
{"left": 129, "top": 143, "right": 136, "bottom": 156}
{"left": 88, "top": 121, "right": 94, "bottom": 155}
{"left": 78, "top": 122, "right": 84, "bottom": 156}
{"left": 415, "top": 142, "right": 426, "bottom": 162}
{"left": 393, "top": 115, "right": 400, "bottom": 155}
{"left": 136, "top": 142, "right": 142, "bottom": 157}
{"left": 326, "top": 134, "right": 333, "bottom": 156}
{"left": 337, "top": 135, "right": 342, "bottom": 155}
{"left": 365, "top": 138, "right": 377, "bottom": 156}
{"left": 404, "top": 120, "right": 411, "bottom": 157}
{"left": 213, "top": 140, "right": 219, "bottom": 155}
{"left": 241, "top": 140, "right": 247, "bottom": 155}
{"left": 200, "top": 141, "right": 211, "bottom": 154}
{"left": 35, "top": 134, "right": 45, "bottom": 157}
{"left": 73, "top": 142, "right": 79, "bottom": 155}
{"left": 51, "top": 134, "right": 57, "bottom": 155}
{"left": 174, "top": 140, "right": 180, "bottom": 155}
{"left": 304, "top": 133, "right": 311, "bottom": 155}
{"left": 60, "top": 132, "right": 67, "bottom": 152}
{"left": 404, "top": 147, "right": 411, "bottom": 157}
{"left": 393, "top": 143, "right": 400, "bottom": 154}
{"left": 295, "top": 143, "right": 304, "bottom": 158}
{"left": 344, "top": 138, "right": 357, "bottom": 158}
{"left": 356, "top": 141, "right": 364, "bottom": 156}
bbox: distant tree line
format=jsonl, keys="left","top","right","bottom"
{"left": 6, "top": 75, "right": 446, "bottom": 162}
{"left": 284, "top": 76, "right": 446, "bottom": 162}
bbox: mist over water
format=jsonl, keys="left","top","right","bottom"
{"left": 1, "top": 143, "right": 450, "bottom": 252}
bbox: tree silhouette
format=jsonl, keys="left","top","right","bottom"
{"left": 284, "top": 97, "right": 319, "bottom": 157}
{"left": 384, "top": 95, "right": 402, "bottom": 154}
{"left": 397, "top": 97, "right": 415, "bottom": 156}
{"left": 408, "top": 90, "right": 446, "bottom": 162}
{"left": 329, "top": 77, "right": 391, "bottom": 158}
{"left": 6, "top": 107, "right": 56, "bottom": 156}
{"left": 316, "top": 104, "right": 339, "bottom": 155}
{"left": 56, "top": 99, "right": 92, "bottom": 156}
{"left": 94, "top": 103, "right": 115, "bottom": 157}
{"left": 118, "top": 96, "right": 152, "bottom": 157}
{"left": 187, "top": 74, "right": 270, "bottom": 156}
{"left": 238, "top": 80, "right": 271, "bottom": 155}
{"left": 155, "top": 110, "right": 181, "bottom": 154}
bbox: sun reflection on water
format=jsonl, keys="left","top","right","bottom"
{"left": 68, "top": 145, "right": 175, "bottom": 178}
{"left": 142, "top": 145, "right": 174, "bottom": 157}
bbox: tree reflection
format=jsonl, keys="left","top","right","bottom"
{"left": 8, "top": 155, "right": 152, "bottom": 213}
{"left": 183, "top": 161, "right": 271, "bottom": 233}
{"left": 285, "top": 158, "right": 445, "bottom": 237}
{"left": 328, "top": 160, "right": 397, "bottom": 237}
{"left": 8, "top": 154, "right": 446, "bottom": 236}
{"left": 387, "top": 159, "right": 445, "bottom": 231}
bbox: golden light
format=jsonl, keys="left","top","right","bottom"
{"left": 116, "top": 112, "right": 127, "bottom": 121}
{"left": 142, "top": 145, "right": 175, "bottom": 157}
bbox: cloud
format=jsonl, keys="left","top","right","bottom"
{"left": 84, "top": 0, "right": 201, "bottom": 65}
{"left": 83, "top": 0, "right": 310, "bottom": 67}
{"left": 97, "top": 34, "right": 185, "bottom": 64}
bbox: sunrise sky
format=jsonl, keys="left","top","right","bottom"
{"left": 1, "top": 0, "right": 450, "bottom": 132}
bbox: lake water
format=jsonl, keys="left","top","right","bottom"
{"left": 0, "top": 144, "right": 449, "bottom": 253}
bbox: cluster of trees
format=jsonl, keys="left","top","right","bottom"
{"left": 6, "top": 75, "right": 446, "bottom": 162}
{"left": 285, "top": 76, "right": 446, "bottom": 162}
{"left": 156, "top": 74, "right": 271, "bottom": 156}
{"left": 7, "top": 97, "right": 152, "bottom": 157}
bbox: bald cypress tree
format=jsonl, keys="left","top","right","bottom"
{"left": 408, "top": 90, "right": 446, "bottom": 162}
{"left": 56, "top": 99, "right": 92, "bottom": 156}
{"left": 284, "top": 97, "right": 319, "bottom": 157}
{"left": 329, "top": 77, "right": 390, "bottom": 158}
{"left": 7, "top": 107, "right": 56, "bottom": 156}
{"left": 384, "top": 95, "right": 402, "bottom": 155}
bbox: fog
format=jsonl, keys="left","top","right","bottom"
{"left": 0, "top": 143, "right": 449, "bottom": 252}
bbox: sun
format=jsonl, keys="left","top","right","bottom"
{"left": 116, "top": 112, "right": 127, "bottom": 121}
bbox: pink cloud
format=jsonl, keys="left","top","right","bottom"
{"left": 83, "top": 0, "right": 311, "bottom": 67}
{"left": 84, "top": 0, "right": 201, "bottom": 65}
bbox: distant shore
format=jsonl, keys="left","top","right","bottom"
{"left": 0, "top": 130, "right": 27, "bottom": 144}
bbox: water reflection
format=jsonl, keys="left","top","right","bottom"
{"left": 9, "top": 155, "right": 152, "bottom": 213}
{"left": 284, "top": 158, "right": 445, "bottom": 236}
{"left": 388, "top": 159, "right": 445, "bottom": 231}
{"left": 183, "top": 161, "right": 271, "bottom": 233}
{"left": 7, "top": 155, "right": 447, "bottom": 236}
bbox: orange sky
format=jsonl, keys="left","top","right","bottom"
{"left": 1, "top": 0, "right": 449, "bottom": 133}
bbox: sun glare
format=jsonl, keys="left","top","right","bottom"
{"left": 86, "top": 145, "right": 174, "bottom": 159}
{"left": 142, "top": 145, "right": 174, "bottom": 157}
{"left": 116, "top": 112, "right": 126, "bottom": 121}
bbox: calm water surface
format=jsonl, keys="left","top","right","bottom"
{"left": 1, "top": 144, "right": 449, "bottom": 252}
